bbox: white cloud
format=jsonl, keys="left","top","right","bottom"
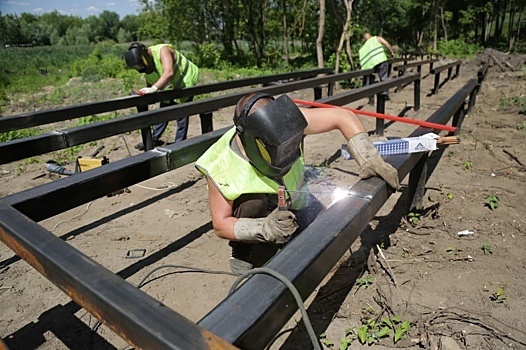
{"left": 7, "top": 1, "right": 30, "bottom": 6}
{"left": 86, "top": 5, "right": 99, "bottom": 13}
{"left": 57, "top": 9, "right": 70, "bottom": 15}
{"left": 33, "top": 7, "right": 44, "bottom": 12}
{"left": 106, "top": 2, "right": 115, "bottom": 6}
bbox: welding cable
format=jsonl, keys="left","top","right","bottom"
{"left": 50, "top": 200, "right": 95, "bottom": 232}
{"left": 91, "top": 264, "right": 321, "bottom": 350}
{"left": 230, "top": 267, "right": 322, "bottom": 350}
{"left": 133, "top": 181, "right": 177, "bottom": 191}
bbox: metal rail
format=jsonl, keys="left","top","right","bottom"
{"left": 4, "top": 73, "right": 418, "bottom": 222}
{"left": 0, "top": 200, "right": 238, "bottom": 350}
{"left": 0, "top": 68, "right": 332, "bottom": 133}
{"left": 0, "top": 69, "right": 488, "bottom": 350}
{"left": 394, "top": 59, "right": 438, "bottom": 77}
{"left": 198, "top": 78, "right": 482, "bottom": 349}
{"left": 0, "top": 69, "right": 374, "bottom": 165}
{"left": 431, "top": 60, "right": 462, "bottom": 95}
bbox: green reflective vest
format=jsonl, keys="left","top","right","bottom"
{"left": 145, "top": 44, "right": 199, "bottom": 104}
{"left": 195, "top": 127, "right": 307, "bottom": 209}
{"left": 359, "top": 37, "right": 388, "bottom": 70}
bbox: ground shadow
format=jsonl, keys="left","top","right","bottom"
{"left": 3, "top": 220, "right": 212, "bottom": 349}
{"left": 0, "top": 179, "right": 200, "bottom": 269}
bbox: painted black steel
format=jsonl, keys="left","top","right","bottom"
{"left": 431, "top": 61, "right": 462, "bottom": 95}
{"left": 0, "top": 69, "right": 374, "bottom": 165}
{"left": 198, "top": 78, "right": 480, "bottom": 349}
{"left": 0, "top": 201, "right": 237, "bottom": 350}
{"left": 0, "top": 68, "right": 332, "bottom": 133}
{"left": 430, "top": 60, "right": 462, "bottom": 75}
{"left": 393, "top": 59, "right": 438, "bottom": 72}
{"left": 4, "top": 127, "right": 229, "bottom": 221}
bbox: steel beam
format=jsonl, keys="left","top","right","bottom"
{"left": 3, "top": 75, "right": 418, "bottom": 221}
{"left": 0, "top": 201, "right": 237, "bottom": 350}
{"left": 0, "top": 68, "right": 333, "bottom": 133}
{"left": 4, "top": 127, "right": 229, "bottom": 221}
{"left": 0, "top": 69, "right": 375, "bottom": 165}
{"left": 198, "top": 79, "right": 480, "bottom": 349}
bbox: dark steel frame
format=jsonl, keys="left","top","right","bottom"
{"left": 0, "top": 68, "right": 332, "bottom": 133}
{"left": 393, "top": 59, "right": 438, "bottom": 76}
{"left": 0, "top": 68, "right": 488, "bottom": 349}
{"left": 0, "top": 69, "right": 375, "bottom": 165}
{"left": 430, "top": 60, "right": 462, "bottom": 95}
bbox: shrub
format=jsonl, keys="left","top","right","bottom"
{"left": 437, "top": 39, "right": 482, "bottom": 58}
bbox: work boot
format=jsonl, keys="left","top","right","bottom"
{"left": 135, "top": 140, "right": 164, "bottom": 151}
{"left": 229, "top": 242, "right": 253, "bottom": 276}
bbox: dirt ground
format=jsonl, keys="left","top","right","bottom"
{"left": 1, "top": 53, "right": 525, "bottom": 350}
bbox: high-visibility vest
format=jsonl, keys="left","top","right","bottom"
{"left": 195, "top": 127, "right": 308, "bottom": 209}
{"left": 145, "top": 44, "right": 199, "bottom": 103}
{"left": 359, "top": 37, "right": 388, "bottom": 70}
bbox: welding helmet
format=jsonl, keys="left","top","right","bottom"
{"left": 234, "top": 93, "right": 308, "bottom": 179}
{"left": 124, "top": 42, "right": 155, "bottom": 74}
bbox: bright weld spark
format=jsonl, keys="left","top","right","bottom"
{"left": 331, "top": 187, "right": 351, "bottom": 205}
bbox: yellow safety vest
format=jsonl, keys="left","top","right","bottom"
{"left": 145, "top": 44, "right": 199, "bottom": 104}
{"left": 195, "top": 127, "right": 308, "bottom": 209}
{"left": 359, "top": 37, "right": 388, "bottom": 70}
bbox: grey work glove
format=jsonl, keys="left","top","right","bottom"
{"left": 233, "top": 209, "right": 298, "bottom": 244}
{"left": 347, "top": 132, "right": 401, "bottom": 190}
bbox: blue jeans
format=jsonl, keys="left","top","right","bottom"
{"left": 152, "top": 96, "right": 194, "bottom": 143}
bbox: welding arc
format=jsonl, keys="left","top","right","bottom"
{"left": 292, "top": 98, "right": 457, "bottom": 132}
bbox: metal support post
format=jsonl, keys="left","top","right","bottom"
{"left": 314, "top": 86, "right": 323, "bottom": 100}
{"left": 407, "top": 153, "right": 428, "bottom": 212}
{"left": 137, "top": 104, "right": 154, "bottom": 151}
{"left": 375, "top": 93, "right": 386, "bottom": 136}
{"left": 433, "top": 73, "right": 440, "bottom": 95}
{"left": 328, "top": 82, "right": 334, "bottom": 97}
{"left": 368, "top": 75, "right": 375, "bottom": 105}
{"left": 455, "top": 64, "right": 460, "bottom": 78}
{"left": 199, "top": 112, "right": 214, "bottom": 134}
{"left": 447, "top": 67, "right": 452, "bottom": 80}
{"left": 451, "top": 103, "right": 466, "bottom": 135}
{"left": 414, "top": 78, "right": 421, "bottom": 111}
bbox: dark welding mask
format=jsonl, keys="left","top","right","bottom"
{"left": 234, "top": 94, "right": 308, "bottom": 179}
{"left": 124, "top": 43, "right": 155, "bottom": 74}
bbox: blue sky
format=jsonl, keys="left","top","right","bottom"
{"left": 0, "top": 0, "right": 146, "bottom": 18}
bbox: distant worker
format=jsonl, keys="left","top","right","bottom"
{"left": 359, "top": 33, "right": 396, "bottom": 87}
{"left": 125, "top": 42, "right": 199, "bottom": 150}
{"left": 195, "top": 93, "right": 400, "bottom": 275}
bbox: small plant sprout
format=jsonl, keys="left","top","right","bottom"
{"left": 356, "top": 276, "right": 374, "bottom": 289}
{"left": 481, "top": 240, "right": 492, "bottom": 255}
{"left": 446, "top": 192, "right": 454, "bottom": 200}
{"left": 320, "top": 333, "right": 334, "bottom": 348}
{"left": 407, "top": 212, "right": 421, "bottom": 226}
{"left": 490, "top": 285, "right": 508, "bottom": 303}
{"left": 446, "top": 246, "right": 463, "bottom": 255}
{"left": 463, "top": 160, "right": 473, "bottom": 170}
{"left": 485, "top": 195, "right": 500, "bottom": 210}
{"left": 356, "top": 316, "right": 410, "bottom": 345}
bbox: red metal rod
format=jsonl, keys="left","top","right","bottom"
{"left": 292, "top": 98, "right": 457, "bottom": 132}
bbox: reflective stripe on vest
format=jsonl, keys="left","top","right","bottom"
{"left": 195, "top": 127, "right": 307, "bottom": 209}
{"left": 359, "top": 37, "right": 388, "bottom": 70}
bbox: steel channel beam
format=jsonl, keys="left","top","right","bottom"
{"left": 315, "top": 73, "right": 420, "bottom": 106}
{"left": 198, "top": 78, "right": 480, "bottom": 349}
{"left": 0, "top": 201, "right": 238, "bottom": 350}
{"left": 431, "top": 60, "right": 462, "bottom": 75}
{"left": 393, "top": 59, "right": 437, "bottom": 71}
{"left": 0, "top": 68, "right": 333, "bottom": 133}
{"left": 4, "top": 74, "right": 416, "bottom": 221}
{"left": 0, "top": 69, "right": 375, "bottom": 165}
{"left": 4, "top": 127, "right": 229, "bottom": 221}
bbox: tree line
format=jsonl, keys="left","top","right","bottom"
{"left": 1, "top": 0, "right": 525, "bottom": 68}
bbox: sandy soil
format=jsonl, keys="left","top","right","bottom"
{"left": 1, "top": 54, "right": 525, "bottom": 350}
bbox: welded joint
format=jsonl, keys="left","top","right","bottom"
{"left": 152, "top": 147, "right": 173, "bottom": 170}
{"left": 53, "top": 130, "right": 70, "bottom": 147}
{"left": 346, "top": 189, "right": 374, "bottom": 202}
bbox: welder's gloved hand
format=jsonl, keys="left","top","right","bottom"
{"left": 138, "top": 86, "right": 158, "bottom": 95}
{"left": 347, "top": 132, "right": 401, "bottom": 190}
{"left": 233, "top": 209, "right": 298, "bottom": 244}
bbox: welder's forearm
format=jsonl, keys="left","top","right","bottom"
{"left": 212, "top": 216, "right": 237, "bottom": 240}
{"left": 302, "top": 107, "right": 366, "bottom": 139}
{"left": 153, "top": 72, "right": 174, "bottom": 90}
